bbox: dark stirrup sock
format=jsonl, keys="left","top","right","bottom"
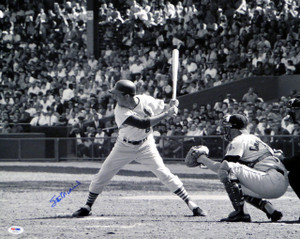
{"left": 86, "top": 192, "right": 99, "bottom": 208}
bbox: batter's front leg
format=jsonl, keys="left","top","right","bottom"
{"left": 72, "top": 144, "right": 133, "bottom": 218}
{"left": 138, "top": 143, "right": 207, "bottom": 216}
{"left": 89, "top": 150, "right": 133, "bottom": 194}
{"left": 151, "top": 163, "right": 207, "bottom": 216}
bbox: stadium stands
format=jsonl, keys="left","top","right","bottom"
{"left": 0, "top": 0, "right": 299, "bottom": 145}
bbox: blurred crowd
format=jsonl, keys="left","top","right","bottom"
{"left": 0, "top": 0, "right": 300, "bottom": 157}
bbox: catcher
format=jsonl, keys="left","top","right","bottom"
{"left": 185, "top": 114, "right": 288, "bottom": 222}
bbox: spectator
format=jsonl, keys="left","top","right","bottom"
{"left": 281, "top": 115, "right": 295, "bottom": 134}
{"left": 29, "top": 108, "right": 43, "bottom": 126}
{"left": 52, "top": 94, "right": 66, "bottom": 115}
{"left": 10, "top": 114, "right": 24, "bottom": 133}
{"left": 252, "top": 61, "right": 265, "bottom": 75}
{"left": 18, "top": 106, "right": 31, "bottom": 124}
{"left": 257, "top": 117, "right": 269, "bottom": 136}
{"left": 185, "top": 123, "right": 199, "bottom": 141}
{"left": 82, "top": 126, "right": 97, "bottom": 157}
{"left": 27, "top": 81, "right": 41, "bottom": 97}
{"left": 242, "top": 87, "right": 258, "bottom": 104}
{"left": 0, "top": 120, "right": 12, "bottom": 133}
{"left": 197, "top": 122, "right": 208, "bottom": 136}
{"left": 273, "top": 57, "right": 287, "bottom": 75}
{"left": 223, "top": 93, "right": 237, "bottom": 106}
{"left": 39, "top": 93, "right": 52, "bottom": 112}
{"left": 61, "top": 83, "right": 75, "bottom": 104}
{"left": 185, "top": 57, "right": 198, "bottom": 73}
{"left": 220, "top": 102, "right": 229, "bottom": 114}
{"left": 204, "top": 61, "right": 218, "bottom": 79}
{"left": 38, "top": 106, "right": 59, "bottom": 126}
{"left": 85, "top": 112, "right": 105, "bottom": 130}
{"left": 69, "top": 127, "right": 88, "bottom": 157}
{"left": 56, "top": 112, "right": 68, "bottom": 126}
{"left": 1, "top": 0, "right": 300, "bottom": 145}
{"left": 285, "top": 60, "right": 296, "bottom": 74}
{"left": 94, "top": 128, "right": 106, "bottom": 157}
{"left": 247, "top": 118, "right": 262, "bottom": 135}
{"left": 292, "top": 122, "right": 300, "bottom": 135}
{"left": 67, "top": 111, "right": 79, "bottom": 126}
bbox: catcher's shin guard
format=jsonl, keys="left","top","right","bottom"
{"left": 223, "top": 180, "right": 245, "bottom": 212}
{"left": 244, "top": 196, "right": 283, "bottom": 222}
{"left": 244, "top": 196, "right": 268, "bottom": 212}
{"left": 218, "top": 161, "right": 245, "bottom": 212}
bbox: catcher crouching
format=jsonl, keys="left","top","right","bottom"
{"left": 185, "top": 114, "right": 288, "bottom": 222}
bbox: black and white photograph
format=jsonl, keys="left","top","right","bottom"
{"left": 0, "top": 0, "right": 300, "bottom": 238}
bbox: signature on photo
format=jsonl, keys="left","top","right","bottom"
{"left": 50, "top": 180, "right": 81, "bottom": 208}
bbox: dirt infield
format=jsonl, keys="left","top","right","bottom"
{"left": 0, "top": 162, "right": 299, "bottom": 239}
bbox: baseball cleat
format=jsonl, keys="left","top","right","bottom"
{"left": 220, "top": 211, "right": 251, "bottom": 222}
{"left": 192, "top": 207, "right": 207, "bottom": 217}
{"left": 266, "top": 210, "right": 282, "bottom": 222}
{"left": 72, "top": 206, "right": 91, "bottom": 217}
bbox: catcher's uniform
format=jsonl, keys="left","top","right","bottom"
{"left": 89, "top": 95, "right": 183, "bottom": 194}
{"left": 224, "top": 133, "right": 288, "bottom": 199}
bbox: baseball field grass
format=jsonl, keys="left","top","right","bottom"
{"left": 0, "top": 161, "right": 299, "bottom": 239}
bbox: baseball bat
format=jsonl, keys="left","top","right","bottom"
{"left": 102, "top": 126, "right": 118, "bottom": 131}
{"left": 172, "top": 49, "right": 179, "bottom": 100}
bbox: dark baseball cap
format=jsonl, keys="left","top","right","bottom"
{"left": 224, "top": 114, "right": 249, "bottom": 129}
{"left": 109, "top": 80, "right": 136, "bottom": 96}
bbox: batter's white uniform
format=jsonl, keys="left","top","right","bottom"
{"left": 225, "top": 132, "right": 288, "bottom": 199}
{"left": 89, "top": 94, "right": 183, "bottom": 194}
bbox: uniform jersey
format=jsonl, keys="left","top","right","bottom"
{"left": 225, "top": 133, "right": 285, "bottom": 172}
{"left": 114, "top": 94, "right": 165, "bottom": 141}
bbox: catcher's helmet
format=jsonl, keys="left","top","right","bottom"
{"left": 109, "top": 80, "right": 136, "bottom": 96}
{"left": 222, "top": 114, "right": 248, "bottom": 141}
{"left": 227, "top": 114, "right": 249, "bottom": 129}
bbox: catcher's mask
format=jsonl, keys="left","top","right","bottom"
{"left": 287, "top": 96, "right": 300, "bottom": 123}
{"left": 222, "top": 114, "right": 248, "bottom": 141}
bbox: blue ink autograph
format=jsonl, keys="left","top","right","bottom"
{"left": 50, "top": 180, "right": 81, "bottom": 208}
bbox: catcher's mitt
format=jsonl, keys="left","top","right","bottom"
{"left": 185, "top": 145, "right": 209, "bottom": 167}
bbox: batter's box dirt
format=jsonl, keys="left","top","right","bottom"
{"left": 1, "top": 163, "right": 299, "bottom": 239}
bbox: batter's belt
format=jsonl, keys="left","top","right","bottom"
{"left": 123, "top": 137, "right": 148, "bottom": 145}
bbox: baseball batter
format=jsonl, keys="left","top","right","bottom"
{"left": 192, "top": 114, "right": 288, "bottom": 222}
{"left": 72, "top": 80, "right": 206, "bottom": 217}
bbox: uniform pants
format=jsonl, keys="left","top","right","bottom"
{"left": 89, "top": 136, "right": 183, "bottom": 194}
{"left": 228, "top": 162, "right": 289, "bottom": 199}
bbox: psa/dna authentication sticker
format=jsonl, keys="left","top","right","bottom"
{"left": 8, "top": 226, "right": 24, "bottom": 235}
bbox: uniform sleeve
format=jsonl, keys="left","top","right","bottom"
{"left": 143, "top": 95, "right": 165, "bottom": 115}
{"left": 124, "top": 115, "right": 151, "bottom": 129}
{"left": 225, "top": 140, "right": 244, "bottom": 157}
{"left": 114, "top": 105, "right": 135, "bottom": 127}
